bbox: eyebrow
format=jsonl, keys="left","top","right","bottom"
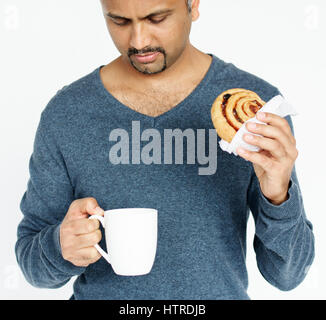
{"left": 106, "top": 9, "right": 173, "bottom": 21}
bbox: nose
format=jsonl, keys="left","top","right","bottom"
{"left": 129, "top": 22, "right": 152, "bottom": 52}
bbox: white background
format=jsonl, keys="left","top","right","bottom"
{"left": 0, "top": 0, "right": 325, "bottom": 300}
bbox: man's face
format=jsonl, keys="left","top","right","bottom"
{"left": 100, "top": 0, "right": 194, "bottom": 75}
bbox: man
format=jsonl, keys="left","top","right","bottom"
{"left": 15, "top": 0, "right": 314, "bottom": 300}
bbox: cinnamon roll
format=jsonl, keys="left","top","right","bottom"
{"left": 211, "top": 88, "right": 265, "bottom": 143}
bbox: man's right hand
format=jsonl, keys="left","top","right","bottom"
{"left": 59, "top": 197, "right": 105, "bottom": 267}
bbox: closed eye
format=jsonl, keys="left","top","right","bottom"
{"left": 112, "top": 18, "right": 129, "bottom": 26}
{"left": 112, "top": 16, "right": 167, "bottom": 26}
{"left": 149, "top": 17, "right": 166, "bottom": 24}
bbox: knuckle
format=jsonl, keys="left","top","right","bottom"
{"left": 69, "top": 220, "right": 79, "bottom": 233}
{"left": 252, "top": 134, "right": 259, "bottom": 143}
{"left": 61, "top": 248, "right": 74, "bottom": 262}
{"left": 95, "top": 229, "right": 102, "bottom": 243}
{"left": 87, "top": 221, "right": 95, "bottom": 233}
{"left": 255, "top": 123, "right": 263, "bottom": 132}
{"left": 274, "top": 129, "right": 282, "bottom": 141}
{"left": 88, "top": 220, "right": 99, "bottom": 232}
{"left": 257, "top": 137, "right": 265, "bottom": 148}
{"left": 281, "top": 118, "right": 288, "bottom": 126}
{"left": 276, "top": 143, "right": 286, "bottom": 157}
{"left": 89, "top": 247, "right": 100, "bottom": 260}
{"left": 293, "top": 148, "right": 299, "bottom": 160}
{"left": 85, "top": 197, "right": 100, "bottom": 214}
{"left": 86, "top": 197, "right": 97, "bottom": 207}
{"left": 89, "top": 219, "right": 99, "bottom": 232}
{"left": 91, "top": 230, "right": 101, "bottom": 245}
{"left": 69, "top": 199, "right": 79, "bottom": 209}
{"left": 280, "top": 118, "right": 289, "bottom": 129}
{"left": 271, "top": 139, "right": 280, "bottom": 150}
{"left": 67, "top": 200, "right": 82, "bottom": 217}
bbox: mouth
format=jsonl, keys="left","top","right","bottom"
{"left": 133, "top": 52, "right": 160, "bottom": 63}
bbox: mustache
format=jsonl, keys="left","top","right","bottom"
{"left": 128, "top": 47, "right": 165, "bottom": 56}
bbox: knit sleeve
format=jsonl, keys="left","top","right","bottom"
{"left": 15, "top": 112, "right": 86, "bottom": 288}
{"left": 247, "top": 115, "right": 315, "bottom": 291}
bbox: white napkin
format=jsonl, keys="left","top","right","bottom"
{"left": 219, "top": 95, "right": 298, "bottom": 156}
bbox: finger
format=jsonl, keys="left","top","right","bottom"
{"left": 256, "top": 112, "right": 294, "bottom": 143}
{"left": 74, "top": 247, "right": 102, "bottom": 265}
{"left": 68, "top": 197, "right": 104, "bottom": 220}
{"left": 69, "top": 218, "right": 100, "bottom": 235}
{"left": 237, "top": 147, "right": 275, "bottom": 171}
{"left": 75, "top": 229, "right": 102, "bottom": 249}
{"left": 246, "top": 122, "right": 295, "bottom": 154}
{"left": 243, "top": 133, "right": 286, "bottom": 160}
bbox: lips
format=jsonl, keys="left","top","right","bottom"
{"left": 134, "top": 52, "right": 160, "bottom": 63}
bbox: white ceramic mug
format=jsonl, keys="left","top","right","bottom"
{"left": 89, "top": 208, "right": 158, "bottom": 276}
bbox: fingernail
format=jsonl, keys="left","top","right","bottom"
{"left": 95, "top": 206, "right": 104, "bottom": 215}
{"left": 257, "top": 112, "right": 265, "bottom": 120}
{"left": 244, "top": 133, "right": 254, "bottom": 141}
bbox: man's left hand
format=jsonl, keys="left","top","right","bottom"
{"left": 237, "top": 112, "right": 298, "bottom": 205}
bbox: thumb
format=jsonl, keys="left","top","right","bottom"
{"left": 67, "top": 197, "right": 104, "bottom": 220}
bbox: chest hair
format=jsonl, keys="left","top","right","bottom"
{"left": 110, "top": 86, "right": 195, "bottom": 117}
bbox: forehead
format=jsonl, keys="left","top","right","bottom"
{"left": 101, "top": 0, "right": 179, "bottom": 14}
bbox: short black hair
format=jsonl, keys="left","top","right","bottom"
{"left": 186, "top": 0, "right": 192, "bottom": 13}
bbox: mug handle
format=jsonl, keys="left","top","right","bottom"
{"left": 88, "top": 215, "right": 111, "bottom": 264}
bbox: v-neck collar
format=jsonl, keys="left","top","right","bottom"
{"left": 94, "top": 53, "right": 216, "bottom": 122}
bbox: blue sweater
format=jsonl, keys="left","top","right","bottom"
{"left": 15, "top": 54, "right": 315, "bottom": 300}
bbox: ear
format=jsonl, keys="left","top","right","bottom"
{"left": 190, "top": 0, "right": 200, "bottom": 21}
